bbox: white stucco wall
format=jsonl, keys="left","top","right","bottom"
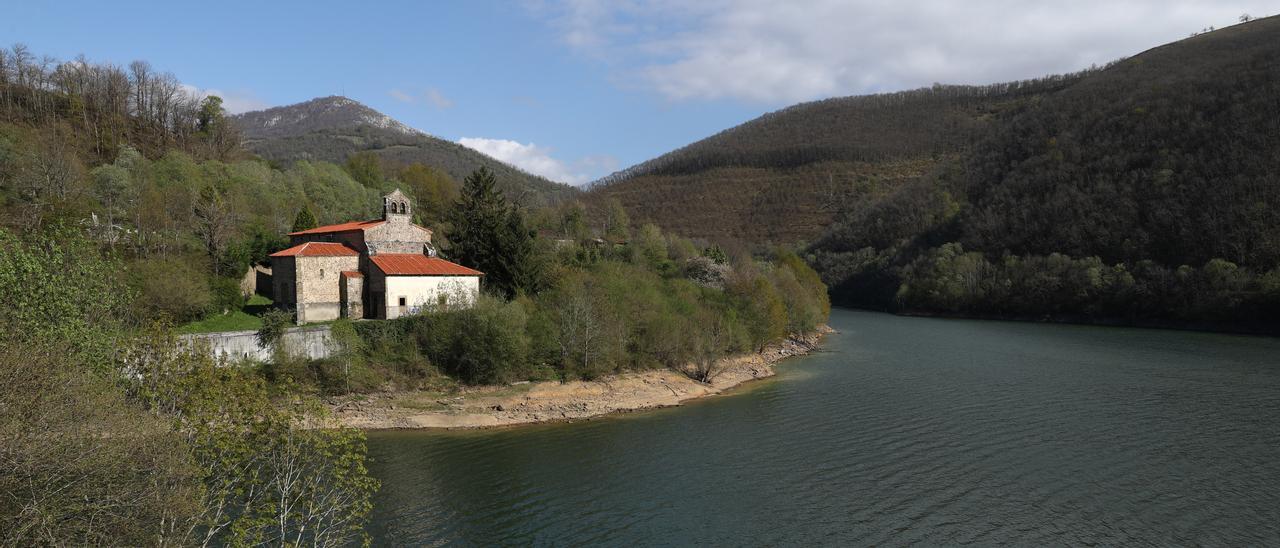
{"left": 382, "top": 276, "right": 480, "bottom": 319}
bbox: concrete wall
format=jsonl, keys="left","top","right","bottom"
{"left": 180, "top": 325, "right": 334, "bottom": 363}
{"left": 296, "top": 255, "right": 359, "bottom": 324}
{"left": 382, "top": 276, "right": 479, "bottom": 319}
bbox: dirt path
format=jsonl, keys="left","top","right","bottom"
{"left": 325, "top": 329, "right": 830, "bottom": 430}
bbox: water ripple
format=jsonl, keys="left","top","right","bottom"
{"left": 366, "top": 310, "right": 1280, "bottom": 546}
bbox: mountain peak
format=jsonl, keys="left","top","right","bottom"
{"left": 230, "top": 96, "right": 579, "bottom": 206}
{"left": 233, "top": 95, "right": 424, "bottom": 139}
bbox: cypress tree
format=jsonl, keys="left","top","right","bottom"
{"left": 291, "top": 207, "right": 318, "bottom": 232}
{"left": 447, "top": 167, "right": 542, "bottom": 298}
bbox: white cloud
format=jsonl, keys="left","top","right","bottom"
{"left": 388, "top": 88, "right": 414, "bottom": 103}
{"left": 424, "top": 88, "right": 454, "bottom": 109}
{"left": 459, "top": 137, "right": 611, "bottom": 186}
{"left": 540, "top": 0, "right": 1274, "bottom": 103}
{"left": 388, "top": 87, "right": 454, "bottom": 108}
{"left": 180, "top": 83, "right": 268, "bottom": 114}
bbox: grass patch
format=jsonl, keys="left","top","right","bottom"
{"left": 177, "top": 295, "right": 273, "bottom": 334}
{"left": 177, "top": 310, "right": 265, "bottom": 334}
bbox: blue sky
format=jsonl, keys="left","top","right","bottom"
{"left": 1, "top": 1, "right": 1271, "bottom": 184}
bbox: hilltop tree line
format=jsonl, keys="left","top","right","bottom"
{"left": 591, "top": 68, "right": 1106, "bottom": 187}
{"left": 0, "top": 44, "right": 238, "bottom": 161}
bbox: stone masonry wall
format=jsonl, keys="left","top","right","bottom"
{"left": 364, "top": 222, "right": 432, "bottom": 255}
{"left": 296, "top": 255, "right": 359, "bottom": 323}
{"left": 341, "top": 273, "right": 363, "bottom": 319}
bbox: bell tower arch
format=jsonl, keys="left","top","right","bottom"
{"left": 383, "top": 189, "right": 411, "bottom": 223}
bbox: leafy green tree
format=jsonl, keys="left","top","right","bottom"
{"left": 559, "top": 201, "right": 589, "bottom": 241}
{"left": 397, "top": 163, "right": 458, "bottom": 223}
{"left": 635, "top": 223, "right": 670, "bottom": 270}
{"left": 604, "top": 198, "right": 631, "bottom": 241}
{"left": 345, "top": 151, "right": 383, "bottom": 189}
{"left": 196, "top": 95, "right": 240, "bottom": 159}
{"left": 196, "top": 96, "right": 224, "bottom": 135}
{"left": 0, "top": 227, "right": 131, "bottom": 366}
{"left": 89, "top": 163, "right": 132, "bottom": 230}
{"left": 728, "top": 272, "right": 788, "bottom": 351}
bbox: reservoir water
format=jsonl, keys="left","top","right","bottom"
{"left": 366, "top": 309, "right": 1280, "bottom": 545}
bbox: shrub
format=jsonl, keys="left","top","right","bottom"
{"left": 128, "top": 256, "right": 213, "bottom": 323}
{"left": 411, "top": 296, "right": 530, "bottom": 385}
{"left": 208, "top": 276, "right": 246, "bottom": 313}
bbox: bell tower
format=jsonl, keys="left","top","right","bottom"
{"left": 383, "top": 189, "right": 411, "bottom": 224}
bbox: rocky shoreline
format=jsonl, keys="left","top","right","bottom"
{"left": 324, "top": 327, "right": 831, "bottom": 430}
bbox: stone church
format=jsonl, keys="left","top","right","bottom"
{"left": 270, "top": 189, "right": 483, "bottom": 324}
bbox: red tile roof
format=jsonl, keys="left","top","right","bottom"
{"left": 269, "top": 242, "right": 360, "bottom": 257}
{"left": 371, "top": 254, "right": 484, "bottom": 276}
{"left": 288, "top": 219, "right": 385, "bottom": 236}
{"left": 341, "top": 270, "right": 363, "bottom": 278}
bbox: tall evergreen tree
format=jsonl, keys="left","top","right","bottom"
{"left": 291, "top": 207, "right": 317, "bottom": 232}
{"left": 448, "top": 167, "right": 542, "bottom": 298}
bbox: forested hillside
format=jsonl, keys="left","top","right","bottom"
{"left": 590, "top": 15, "right": 1280, "bottom": 329}
{"left": 235, "top": 97, "right": 578, "bottom": 206}
{"left": 585, "top": 71, "right": 1092, "bottom": 243}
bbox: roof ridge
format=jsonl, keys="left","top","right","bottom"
{"left": 288, "top": 218, "right": 386, "bottom": 236}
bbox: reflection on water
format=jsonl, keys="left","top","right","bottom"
{"left": 367, "top": 309, "right": 1280, "bottom": 545}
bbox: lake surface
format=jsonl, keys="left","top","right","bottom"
{"left": 366, "top": 309, "right": 1280, "bottom": 545}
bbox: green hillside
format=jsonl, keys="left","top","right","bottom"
{"left": 591, "top": 16, "right": 1280, "bottom": 328}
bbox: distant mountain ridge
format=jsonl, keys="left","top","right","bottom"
{"left": 236, "top": 96, "right": 424, "bottom": 140}
{"left": 233, "top": 96, "right": 578, "bottom": 206}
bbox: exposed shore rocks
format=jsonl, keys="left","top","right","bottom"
{"left": 324, "top": 327, "right": 831, "bottom": 430}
